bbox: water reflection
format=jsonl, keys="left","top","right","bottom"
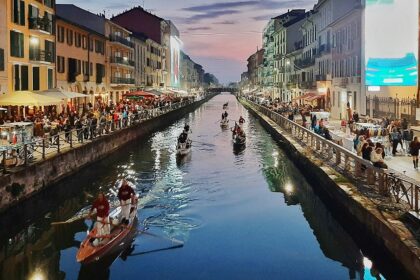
{"left": 0, "top": 93, "right": 402, "bottom": 279}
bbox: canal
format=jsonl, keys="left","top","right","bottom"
{"left": 0, "top": 93, "right": 395, "bottom": 279}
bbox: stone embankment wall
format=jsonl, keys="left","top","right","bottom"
{"left": 239, "top": 98, "right": 420, "bottom": 279}
{"left": 0, "top": 95, "right": 216, "bottom": 213}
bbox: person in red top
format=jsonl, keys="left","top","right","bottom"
{"left": 89, "top": 192, "right": 110, "bottom": 243}
{"left": 118, "top": 180, "right": 136, "bottom": 224}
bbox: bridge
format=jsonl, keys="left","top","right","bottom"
{"left": 206, "top": 88, "right": 239, "bottom": 94}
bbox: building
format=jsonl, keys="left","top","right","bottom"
{"left": 111, "top": 7, "right": 171, "bottom": 89}
{"left": 262, "top": 19, "right": 276, "bottom": 97}
{"left": 0, "top": 0, "right": 7, "bottom": 95}
{"left": 56, "top": 4, "right": 135, "bottom": 104}
{"left": 55, "top": 12, "right": 108, "bottom": 110}
{"left": 330, "top": 7, "right": 362, "bottom": 119}
{"left": 106, "top": 20, "right": 134, "bottom": 102}
{"left": 131, "top": 32, "right": 148, "bottom": 88}
{"left": 272, "top": 9, "right": 306, "bottom": 101}
{"left": 6, "top": 0, "right": 56, "bottom": 101}
{"left": 180, "top": 52, "right": 197, "bottom": 90}
{"left": 247, "top": 48, "right": 264, "bottom": 90}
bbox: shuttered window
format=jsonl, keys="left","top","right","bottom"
{"left": 0, "top": 49, "right": 4, "bottom": 71}
{"left": 48, "top": 69, "right": 53, "bottom": 89}
{"left": 32, "top": 67, "right": 40, "bottom": 91}
{"left": 12, "top": 0, "right": 25, "bottom": 25}
{"left": 10, "top": 31, "right": 24, "bottom": 58}
{"left": 21, "top": 66, "right": 28, "bottom": 90}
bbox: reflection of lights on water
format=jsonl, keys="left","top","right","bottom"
{"left": 274, "top": 158, "right": 278, "bottom": 168}
{"left": 284, "top": 182, "right": 294, "bottom": 194}
{"left": 272, "top": 151, "right": 279, "bottom": 157}
{"left": 29, "top": 269, "right": 45, "bottom": 280}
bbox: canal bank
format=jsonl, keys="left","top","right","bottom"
{"left": 0, "top": 94, "right": 217, "bottom": 213}
{"left": 238, "top": 97, "right": 420, "bottom": 279}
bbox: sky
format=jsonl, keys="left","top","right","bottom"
{"left": 57, "top": 0, "right": 317, "bottom": 84}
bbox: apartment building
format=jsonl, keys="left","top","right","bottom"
{"left": 0, "top": 0, "right": 7, "bottom": 95}
{"left": 145, "top": 38, "right": 163, "bottom": 88}
{"left": 131, "top": 33, "right": 148, "bottom": 88}
{"left": 6, "top": 0, "right": 56, "bottom": 96}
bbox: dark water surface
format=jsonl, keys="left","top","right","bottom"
{"left": 0, "top": 94, "right": 395, "bottom": 279}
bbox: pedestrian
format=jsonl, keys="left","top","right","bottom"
{"left": 409, "top": 136, "right": 420, "bottom": 169}
{"left": 371, "top": 148, "right": 388, "bottom": 169}
{"left": 390, "top": 128, "right": 400, "bottom": 156}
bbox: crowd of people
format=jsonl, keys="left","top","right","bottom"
{"left": 0, "top": 97, "right": 194, "bottom": 145}
{"left": 247, "top": 95, "right": 420, "bottom": 170}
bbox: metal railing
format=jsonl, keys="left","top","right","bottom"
{"left": 0, "top": 96, "right": 207, "bottom": 174}
{"left": 242, "top": 97, "right": 420, "bottom": 213}
{"left": 110, "top": 77, "right": 135, "bottom": 85}
{"left": 109, "top": 34, "right": 135, "bottom": 49}
{"left": 110, "top": 56, "right": 135, "bottom": 67}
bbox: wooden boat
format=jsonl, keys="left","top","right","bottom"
{"left": 223, "top": 102, "right": 228, "bottom": 109}
{"left": 176, "top": 139, "right": 192, "bottom": 156}
{"left": 233, "top": 133, "right": 246, "bottom": 147}
{"left": 76, "top": 202, "right": 138, "bottom": 264}
{"left": 220, "top": 118, "right": 229, "bottom": 128}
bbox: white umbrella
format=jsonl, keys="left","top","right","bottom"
{"left": 41, "top": 88, "right": 87, "bottom": 99}
{"left": 0, "top": 91, "right": 62, "bottom": 106}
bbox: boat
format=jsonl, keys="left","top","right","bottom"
{"left": 176, "top": 132, "right": 192, "bottom": 156}
{"left": 223, "top": 102, "right": 229, "bottom": 110}
{"left": 232, "top": 133, "right": 246, "bottom": 147}
{"left": 76, "top": 202, "right": 138, "bottom": 264}
{"left": 220, "top": 118, "right": 229, "bottom": 128}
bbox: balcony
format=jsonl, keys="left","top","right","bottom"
{"left": 315, "top": 74, "right": 326, "bottom": 81}
{"left": 300, "top": 81, "right": 316, "bottom": 89}
{"left": 295, "top": 57, "right": 315, "bottom": 69}
{"left": 29, "top": 17, "right": 53, "bottom": 34}
{"left": 29, "top": 50, "right": 54, "bottom": 63}
{"left": 317, "top": 44, "right": 331, "bottom": 56}
{"left": 111, "top": 77, "right": 135, "bottom": 85}
{"left": 109, "top": 34, "right": 134, "bottom": 49}
{"left": 110, "top": 56, "right": 135, "bottom": 67}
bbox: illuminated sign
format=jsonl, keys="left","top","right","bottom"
{"left": 170, "top": 36, "right": 182, "bottom": 88}
{"left": 365, "top": 0, "right": 418, "bottom": 86}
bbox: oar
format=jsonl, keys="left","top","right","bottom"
{"left": 128, "top": 243, "right": 184, "bottom": 257}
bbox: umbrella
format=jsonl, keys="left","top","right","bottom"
{"left": 41, "top": 88, "right": 87, "bottom": 99}
{"left": 0, "top": 91, "right": 62, "bottom": 106}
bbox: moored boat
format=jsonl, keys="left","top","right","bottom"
{"left": 76, "top": 202, "right": 138, "bottom": 264}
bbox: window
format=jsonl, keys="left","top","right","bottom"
{"left": 75, "top": 33, "right": 81, "bottom": 48}
{"left": 32, "top": 67, "right": 40, "bottom": 91}
{"left": 48, "top": 68, "right": 54, "bottom": 89}
{"left": 10, "top": 31, "right": 24, "bottom": 58}
{"left": 44, "top": 0, "right": 54, "bottom": 9}
{"left": 95, "top": 40, "right": 104, "bottom": 54}
{"left": 89, "top": 38, "right": 94, "bottom": 51}
{"left": 83, "top": 61, "right": 89, "bottom": 75}
{"left": 0, "top": 49, "right": 4, "bottom": 71}
{"left": 57, "top": 26, "right": 65, "bottom": 42}
{"left": 45, "top": 40, "right": 55, "bottom": 63}
{"left": 67, "top": 29, "right": 73, "bottom": 45}
{"left": 82, "top": 35, "right": 87, "bottom": 49}
{"left": 12, "top": 0, "right": 25, "bottom": 26}
{"left": 76, "top": 60, "right": 81, "bottom": 74}
{"left": 13, "top": 65, "right": 28, "bottom": 91}
{"left": 57, "top": 56, "right": 65, "bottom": 73}
{"left": 44, "top": 12, "right": 53, "bottom": 34}
{"left": 89, "top": 63, "right": 93, "bottom": 76}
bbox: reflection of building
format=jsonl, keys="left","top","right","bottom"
{"left": 0, "top": 0, "right": 7, "bottom": 95}
{"left": 6, "top": 0, "right": 56, "bottom": 98}
{"left": 55, "top": 11, "right": 108, "bottom": 110}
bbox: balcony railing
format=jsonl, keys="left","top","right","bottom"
{"left": 29, "top": 50, "right": 54, "bottom": 63}
{"left": 29, "top": 17, "right": 52, "bottom": 33}
{"left": 109, "top": 34, "right": 134, "bottom": 48}
{"left": 111, "top": 77, "right": 135, "bottom": 85}
{"left": 295, "top": 57, "right": 315, "bottom": 69}
{"left": 110, "top": 56, "right": 135, "bottom": 67}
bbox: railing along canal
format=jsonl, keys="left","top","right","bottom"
{"left": 0, "top": 96, "right": 207, "bottom": 175}
{"left": 242, "top": 97, "right": 420, "bottom": 213}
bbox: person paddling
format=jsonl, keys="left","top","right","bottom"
{"left": 118, "top": 180, "right": 136, "bottom": 224}
{"left": 239, "top": 116, "right": 245, "bottom": 125}
{"left": 89, "top": 192, "right": 110, "bottom": 245}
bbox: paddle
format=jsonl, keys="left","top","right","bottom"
{"left": 128, "top": 243, "right": 183, "bottom": 257}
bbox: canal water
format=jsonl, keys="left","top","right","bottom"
{"left": 0, "top": 93, "right": 395, "bottom": 279}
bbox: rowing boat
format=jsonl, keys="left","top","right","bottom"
{"left": 220, "top": 118, "right": 229, "bottom": 128}
{"left": 76, "top": 202, "right": 138, "bottom": 264}
{"left": 176, "top": 138, "right": 192, "bottom": 156}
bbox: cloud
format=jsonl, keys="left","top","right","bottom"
{"left": 187, "top": 26, "right": 212, "bottom": 31}
{"left": 252, "top": 14, "right": 273, "bottom": 21}
{"left": 182, "top": 10, "right": 241, "bottom": 24}
{"left": 214, "top": 20, "right": 237, "bottom": 25}
{"left": 182, "top": 1, "right": 257, "bottom": 12}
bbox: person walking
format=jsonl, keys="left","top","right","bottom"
{"left": 409, "top": 136, "right": 420, "bottom": 169}
{"left": 390, "top": 128, "right": 401, "bottom": 156}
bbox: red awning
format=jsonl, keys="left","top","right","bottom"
{"left": 304, "top": 92, "right": 326, "bottom": 102}
{"left": 123, "top": 91, "right": 156, "bottom": 98}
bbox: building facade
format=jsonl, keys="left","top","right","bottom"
{"left": 55, "top": 16, "right": 108, "bottom": 109}
{"left": 131, "top": 33, "right": 148, "bottom": 88}
{"left": 6, "top": 0, "right": 56, "bottom": 98}
{"left": 0, "top": 0, "right": 7, "bottom": 95}
{"left": 145, "top": 38, "right": 163, "bottom": 88}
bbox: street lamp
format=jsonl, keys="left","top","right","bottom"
{"left": 30, "top": 37, "right": 39, "bottom": 46}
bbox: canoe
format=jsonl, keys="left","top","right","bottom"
{"left": 176, "top": 139, "right": 192, "bottom": 156}
{"left": 76, "top": 203, "right": 138, "bottom": 264}
{"left": 220, "top": 119, "right": 229, "bottom": 128}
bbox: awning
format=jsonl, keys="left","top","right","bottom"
{"left": 123, "top": 91, "right": 156, "bottom": 99}
{"left": 293, "top": 92, "right": 317, "bottom": 100}
{"left": 306, "top": 95, "right": 325, "bottom": 102}
{"left": 0, "top": 91, "right": 62, "bottom": 106}
{"left": 41, "top": 88, "right": 87, "bottom": 99}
